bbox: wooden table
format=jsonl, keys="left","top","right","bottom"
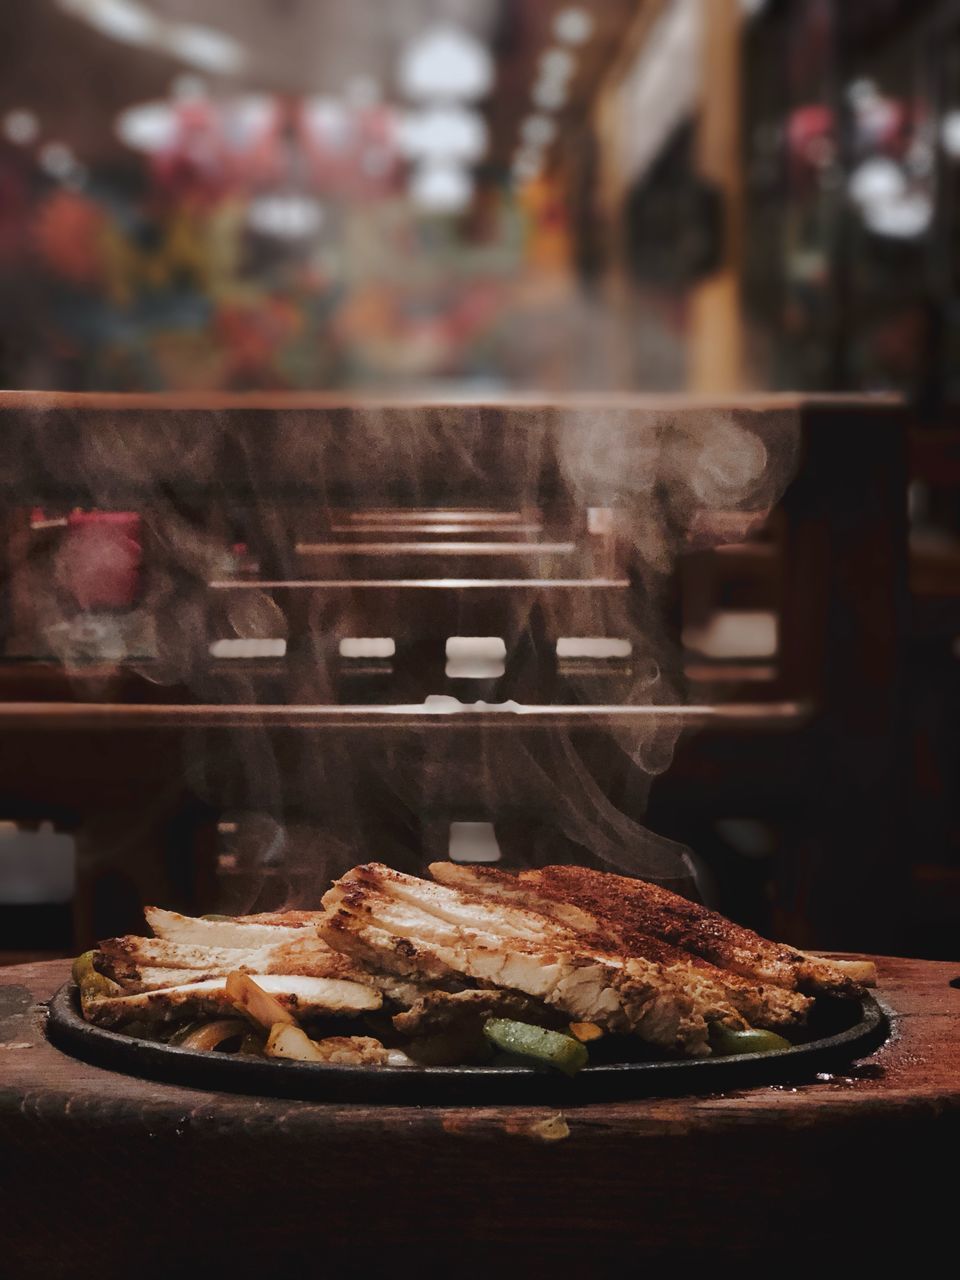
{"left": 1, "top": 955, "right": 958, "bottom": 1275}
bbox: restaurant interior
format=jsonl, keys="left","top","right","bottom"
{"left": 1, "top": 0, "right": 957, "bottom": 964}
{"left": 0, "top": 4, "right": 959, "bottom": 1270}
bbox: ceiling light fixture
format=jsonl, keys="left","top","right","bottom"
{"left": 941, "top": 110, "right": 960, "bottom": 159}
{"left": 532, "top": 79, "right": 569, "bottom": 112}
{"left": 398, "top": 25, "right": 493, "bottom": 102}
{"left": 247, "top": 194, "right": 325, "bottom": 240}
{"left": 164, "top": 23, "right": 247, "bottom": 75}
{"left": 848, "top": 157, "right": 906, "bottom": 207}
{"left": 553, "top": 8, "right": 593, "bottom": 45}
{"left": 116, "top": 101, "right": 178, "bottom": 154}
{"left": 38, "top": 141, "right": 78, "bottom": 180}
{"left": 539, "top": 47, "right": 576, "bottom": 83}
{"left": 520, "top": 114, "right": 556, "bottom": 147}
{"left": 409, "top": 160, "right": 474, "bottom": 213}
{"left": 399, "top": 105, "right": 488, "bottom": 163}
{"left": 3, "top": 110, "right": 39, "bottom": 146}
{"left": 82, "top": 0, "right": 157, "bottom": 46}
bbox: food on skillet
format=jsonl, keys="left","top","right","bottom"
{"left": 73, "top": 862, "right": 877, "bottom": 1074}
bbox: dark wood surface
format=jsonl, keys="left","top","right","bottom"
{"left": 1, "top": 955, "right": 957, "bottom": 1275}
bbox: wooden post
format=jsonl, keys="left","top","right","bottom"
{"left": 776, "top": 400, "right": 909, "bottom": 950}
{"left": 690, "top": 0, "right": 744, "bottom": 392}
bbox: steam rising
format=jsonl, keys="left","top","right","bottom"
{"left": 22, "top": 403, "right": 799, "bottom": 907}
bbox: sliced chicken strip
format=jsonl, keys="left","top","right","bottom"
{"left": 523, "top": 865, "right": 874, "bottom": 995}
{"left": 83, "top": 972, "right": 382, "bottom": 1029}
{"left": 97, "top": 932, "right": 431, "bottom": 1005}
{"left": 144, "top": 907, "right": 309, "bottom": 949}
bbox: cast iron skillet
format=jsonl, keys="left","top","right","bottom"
{"left": 45, "top": 981, "right": 889, "bottom": 1104}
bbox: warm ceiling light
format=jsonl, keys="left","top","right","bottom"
{"left": 345, "top": 76, "right": 382, "bottom": 109}
{"left": 553, "top": 8, "right": 594, "bottom": 45}
{"left": 83, "top": 0, "right": 157, "bottom": 46}
{"left": 512, "top": 148, "right": 543, "bottom": 181}
{"left": 171, "top": 74, "right": 207, "bottom": 102}
{"left": 38, "top": 141, "right": 77, "bottom": 180}
{"left": 848, "top": 157, "right": 906, "bottom": 207}
{"left": 398, "top": 25, "right": 494, "bottom": 102}
{"left": 399, "top": 105, "right": 488, "bottom": 163}
{"left": 302, "top": 97, "right": 350, "bottom": 149}
{"left": 3, "top": 109, "right": 39, "bottom": 146}
{"left": 942, "top": 110, "right": 960, "bottom": 158}
{"left": 539, "top": 47, "right": 576, "bottom": 82}
{"left": 229, "top": 95, "right": 279, "bottom": 143}
{"left": 520, "top": 114, "right": 556, "bottom": 147}
{"left": 409, "top": 161, "right": 474, "bottom": 213}
{"left": 862, "top": 191, "right": 932, "bottom": 239}
{"left": 164, "top": 23, "right": 246, "bottom": 75}
{"left": 247, "top": 194, "right": 325, "bottom": 241}
{"left": 532, "top": 79, "right": 569, "bottom": 111}
{"left": 116, "top": 101, "right": 177, "bottom": 153}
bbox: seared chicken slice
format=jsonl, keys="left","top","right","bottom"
{"left": 510, "top": 864, "right": 874, "bottom": 995}
{"left": 83, "top": 972, "right": 382, "bottom": 1029}
{"left": 144, "top": 907, "right": 312, "bottom": 949}
{"left": 430, "top": 862, "right": 812, "bottom": 1030}
{"left": 99, "top": 934, "right": 371, "bottom": 987}
{"left": 96, "top": 932, "right": 431, "bottom": 1005}
{"left": 321, "top": 863, "right": 751, "bottom": 1055}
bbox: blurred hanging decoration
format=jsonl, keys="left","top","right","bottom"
{"left": 942, "top": 111, "right": 960, "bottom": 160}
{"left": 118, "top": 84, "right": 284, "bottom": 205}
{"left": 11, "top": 16, "right": 517, "bottom": 389}
{"left": 398, "top": 25, "right": 493, "bottom": 102}
{"left": 408, "top": 162, "right": 474, "bottom": 215}
{"left": 785, "top": 105, "right": 835, "bottom": 191}
{"left": 57, "top": 0, "right": 247, "bottom": 73}
{"left": 299, "top": 90, "right": 402, "bottom": 200}
{"left": 553, "top": 8, "right": 594, "bottom": 46}
{"left": 33, "top": 188, "right": 108, "bottom": 285}
{"left": 3, "top": 109, "right": 40, "bottom": 147}
{"left": 845, "top": 79, "right": 934, "bottom": 241}
{"left": 398, "top": 103, "right": 487, "bottom": 214}
{"left": 513, "top": 10, "right": 588, "bottom": 186}
{"left": 117, "top": 81, "right": 403, "bottom": 208}
{"left": 398, "top": 23, "right": 493, "bottom": 215}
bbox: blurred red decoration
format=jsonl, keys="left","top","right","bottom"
{"left": 58, "top": 512, "right": 142, "bottom": 610}
{"left": 785, "top": 105, "right": 837, "bottom": 190}
{"left": 144, "top": 92, "right": 402, "bottom": 206}
{"left": 298, "top": 99, "right": 401, "bottom": 199}
{"left": 33, "top": 190, "right": 107, "bottom": 285}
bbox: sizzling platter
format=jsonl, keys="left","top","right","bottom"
{"left": 46, "top": 861, "right": 889, "bottom": 1101}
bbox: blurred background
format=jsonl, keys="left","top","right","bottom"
{"left": 1, "top": 0, "right": 957, "bottom": 401}
{"left": 0, "top": 0, "right": 958, "bottom": 963}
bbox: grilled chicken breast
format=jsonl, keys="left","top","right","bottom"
{"left": 320, "top": 862, "right": 754, "bottom": 1055}
{"left": 442, "top": 863, "right": 874, "bottom": 996}
{"left": 430, "top": 862, "right": 813, "bottom": 1030}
